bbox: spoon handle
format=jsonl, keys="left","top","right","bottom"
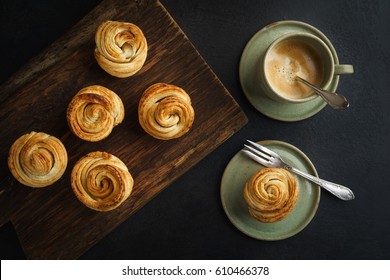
{"left": 296, "top": 76, "right": 349, "bottom": 109}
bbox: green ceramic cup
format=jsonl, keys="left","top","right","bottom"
{"left": 259, "top": 32, "right": 354, "bottom": 104}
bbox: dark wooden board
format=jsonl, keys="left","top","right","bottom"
{"left": 0, "top": 0, "right": 247, "bottom": 259}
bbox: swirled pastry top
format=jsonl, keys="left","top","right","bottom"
{"left": 94, "top": 20, "right": 147, "bottom": 78}
{"left": 71, "top": 151, "right": 133, "bottom": 212}
{"left": 67, "top": 85, "right": 124, "bottom": 142}
{"left": 138, "top": 83, "right": 195, "bottom": 140}
{"left": 243, "top": 167, "right": 299, "bottom": 223}
{"left": 8, "top": 131, "right": 68, "bottom": 188}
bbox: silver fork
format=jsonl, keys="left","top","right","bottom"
{"left": 243, "top": 140, "right": 355, "bottom": 201}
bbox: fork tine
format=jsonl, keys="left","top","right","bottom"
{"left": 246, "top": 140, "right": 278, "bottom": 158}
{"left": 242, "top": 149, "right": 271, "bottom": 167}
{"left": 243, "top": 144, "right": 272, "bottom": 161}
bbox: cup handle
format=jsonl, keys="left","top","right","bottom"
{"left": 334, "top": 64, "right": 354, "bottom": 75}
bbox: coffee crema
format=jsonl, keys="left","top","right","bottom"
{"left": 265, "top": 39, "right": 324, "bottom": 99}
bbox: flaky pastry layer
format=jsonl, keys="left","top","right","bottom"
{"left": 138, "top": 83, "right": 195, "bottom": 140}
{"left": 243, "top": 167, "right": 299, "bottom": 223}
{"left": 71, "top": 151, "right": 133, "bottom": 211}
{"left": 94, "top": 20, "right": 147, "bottom": 78}
{"left": 8, "top": 131, "right": 68, "bottom": 187}
{"left": 67, "top": 85, "right": 124, "bottom": 142}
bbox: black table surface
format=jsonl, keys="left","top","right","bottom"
{"left": 1, "top": 0, "right": 389, "bottom": 260}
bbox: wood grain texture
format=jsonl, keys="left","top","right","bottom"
{"left": 0, "top": 0, "right": 247, "bottom": 259}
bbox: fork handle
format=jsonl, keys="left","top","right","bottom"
{"left": 288, "top": 166, "right": 355, "bottom": 200}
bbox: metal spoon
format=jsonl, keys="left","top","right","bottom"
{"left": 295, "top": 76, "right": 349, "bottom": 109}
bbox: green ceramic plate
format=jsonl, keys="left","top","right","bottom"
{"left": 239, "top": 20, "right": 340, "bottom": 121}
{"left": 221, "top": 140, "right": 321, "bottom": 240}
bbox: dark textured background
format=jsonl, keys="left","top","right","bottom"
{"left": 1, "top": 0, "right": 389, "bottom": 259}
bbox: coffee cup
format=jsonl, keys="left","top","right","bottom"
{"left": 259, "top": 32, "right": 353, "bottom": 104}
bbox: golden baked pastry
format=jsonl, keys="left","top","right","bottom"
{"left": 94, "top": 20, "right": 148, "bottom": 78}
{"left": 67, "top": 85, "right": 124, "bottom": 142}
{"left": 138, "top": 83, "right": 195, "bottom": 140}
{"left": 8, "top": 131, "right": 68, "bottom": 188}
{"left": 71, "top": 151, "right": 133, "bottom": 211}
{"left": 243, "top": 167, "right": 299, "bottom": 223}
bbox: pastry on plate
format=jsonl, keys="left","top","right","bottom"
{"left": 94, "top": 20, "right": 147, "bottom": 78}
{"left": 243, "top": 167, "right": 299, "bottom": 223}
{"left": 67, "top": 85, "right": 124, "bottom": 142}
{"left": 8, "top": 131, "right": 68, "bottom": 188}
{"left": 71, "top": 151, "right": 133, "bottom": 211}
{"left": 138, "top": 83, "right": 195, "bottom": 140}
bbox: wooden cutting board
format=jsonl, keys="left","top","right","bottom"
{"left": 0, "top": 0, "right": 247, "bottom": 259}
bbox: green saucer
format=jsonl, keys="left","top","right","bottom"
{"left": 239, "top": 20, "right": 340, "bottom": 121}
{"left": 221, "top": 140, "right": 321, "bottom": 240}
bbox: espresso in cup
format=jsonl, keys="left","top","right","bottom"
{"left": 264, "top": 38, "right": 324, "bottom": 100}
